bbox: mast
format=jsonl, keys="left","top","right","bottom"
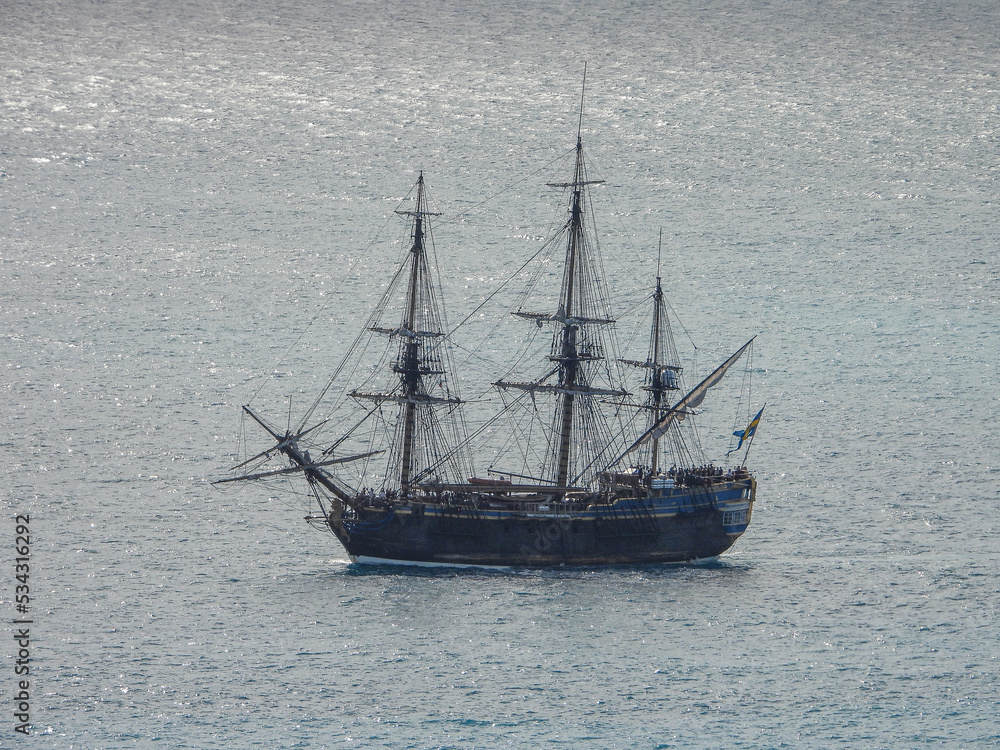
{"left": 495, "top": 74, "right": 628, "bottom": 491}
{"left": 348, "top": 173, "right": 463, "bottom": 493}
{"left": 396, "top": 172, "right": 431, "bottom": 492}
{"left": 221, "top": 172, "right": 470, "bottom": 502}
{"left": 398, "top": 181, "right": 421, "bottom": 489}
{"left": 553, "top": 136, "right": 586, "bottom": 487}
{"left": 649, "top": 263, "right": 665, "bottom": 474}
{"left": 619, "top": 232, "right": 699, "bottom": 472}
{"left": 616, "top": 337, "right": 756, "bottom": 464}
{"left": 643, "top": 231, "right": 685, "bottom": 474}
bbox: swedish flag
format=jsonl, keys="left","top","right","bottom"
{"left": 731, "top": 406, "right": 764, "bottom": 452}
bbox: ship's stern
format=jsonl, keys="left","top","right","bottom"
{"left": 719, "top": 476, "right": 756, "bottom": 543}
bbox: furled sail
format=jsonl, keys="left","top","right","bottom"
{"left": 218, "top": 76, "right": 764, "bottom": 568}
{"left": 619, "top": 336, "right": 755, "bottom": 457}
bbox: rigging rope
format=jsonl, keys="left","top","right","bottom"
{"left": 245, "top": 183, "right": 419, "bottom": 414}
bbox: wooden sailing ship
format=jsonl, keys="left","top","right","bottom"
{"left": 217, "top": 97, "right": 762, "bottom": 567}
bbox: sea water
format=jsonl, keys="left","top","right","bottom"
{"left": 1, "top": 0, "right": 998, "bottom": 746}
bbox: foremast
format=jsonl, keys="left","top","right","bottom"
{"left": 218, "top": 173, "right": 469, "bottom": 508}
{"left": 350, "top": 172, "right": 462, "bottom": 495}
{"left": 398, "top": 173, "right": 436, "bottom": 491}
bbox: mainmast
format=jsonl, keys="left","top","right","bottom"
{"left": 495, "top": 79, "right": 628, "bottom": 490}
{"left": 552, "top": 135, "right": 592, "bottom": 487}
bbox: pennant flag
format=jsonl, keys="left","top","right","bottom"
{"left": 729, "top": 406, "right": 764, "bottom": 454}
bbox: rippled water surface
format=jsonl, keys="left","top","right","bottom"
{"left": 2, "top": 0, "right": 998, "bottom": 746}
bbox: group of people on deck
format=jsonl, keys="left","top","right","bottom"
{"left": 634, "top": 463, "right": 750, "bottom": 487}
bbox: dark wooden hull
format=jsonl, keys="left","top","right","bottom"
{"left": 328, "top": 479, "right": 755, "bottom": 567}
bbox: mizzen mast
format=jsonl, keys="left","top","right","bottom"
{"left": 641, "top": 232, "right": 681, "bottom": 473}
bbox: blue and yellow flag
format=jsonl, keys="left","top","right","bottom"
{"left": 730, "top": 406, "right": 764, "bottom": 453}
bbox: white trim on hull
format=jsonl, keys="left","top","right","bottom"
{"left": 351, "top": 554, "right": 514, "bottom": 570}
{"left": 349, "top": 554, "right": 722, "bottom": 569}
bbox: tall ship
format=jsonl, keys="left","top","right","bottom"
{"left": 217, "top": 96, "right": 764, "bottom": 567}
